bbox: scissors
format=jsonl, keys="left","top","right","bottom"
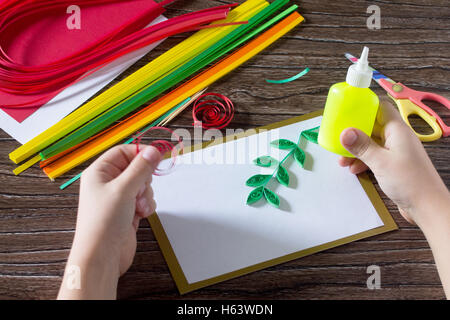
{"left": 345, "top": 53, "right": 450, "bottom": 142}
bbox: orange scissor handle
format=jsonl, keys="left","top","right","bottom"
{"left": 380, "top": 79, "right": 450, "bottom": 138}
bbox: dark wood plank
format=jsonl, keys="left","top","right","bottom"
{"left": 0, "top": 0, "right": 448, "bottom": 300}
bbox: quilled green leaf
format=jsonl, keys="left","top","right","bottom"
{"left": 264, "top": 188, "right": 280, "bottom": 208}
{"left": 301, "top": 127, "right": 320, "bottom": 144}
{"left": 253, "top": 156, "right": 275, "bottom": 167}
{"left": 294, "top": 147, "right": 305, "bottom": 167}
{"left": 246, "top": 174, "right": 271, "bottom": 187}
{"left": 270, "top": 139, "right": 296, "bottom": 150}
{"left": 276, "top": 165, "right": 289, "bottom": 186}
{"left": 246, "top": 186, "right": 264, "bottom": 205}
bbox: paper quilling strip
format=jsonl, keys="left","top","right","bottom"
{"left": 0, "top": 0, "right": 242, "bottom": 104}
{"left": 192, "top": 93, "right": 235, "bottom": 130}
{"left": 133, "top": 127, "right": 184, "bottom": 176}
{"left": 9, "top": 0, "right": 265, "bottom": 165}
{"left": 58, "top": 105, "right": 186, "bottom": 189}
{"left": 265, "top": 67, "right": 310, "bottom": 83}
{"left": 42, "top": 11, "right": 304, "bottom": 180}
{"left": 39, "top": 0, "right": 291, "bottom": 161}
{"left": 58, "top": 89, "right": 207, "bottom": 189}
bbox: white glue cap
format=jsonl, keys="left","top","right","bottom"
{"left": 346, "top": 46, "right": 373, "bottom": 88}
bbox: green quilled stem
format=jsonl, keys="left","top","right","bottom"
{"left": 262, "top": 132, "right": 302, "bottom": 188}
{"left": 40, "top": 1, "right": 298, "bottom": 160}
{"left": 246, "top": 126, "right": 320, "bottom": 208}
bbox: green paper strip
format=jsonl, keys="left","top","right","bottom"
{"left": 58, "top": 98, "right": 190, "bottom": 190}
{"left": 59, "top": 172, "right": 82, "bottom": 190}
{"left": 247, "top": 186, "right": 264, "bottom": 205}
{"left": 266, "top": 67, "right": 309, "bottom": 84}
{"left": 301, "top": 125, "right": 320, "bottom": 144}
{"left": 293, "top": 146, "right": 305, "bottom": 167}
{"left": 41, "top": 1, "right": 297, "bottom": 160}
{"left": 276, "top": 164, "right": 289, "bottom": 186}
{"left": 253, "top": 155, "right": 275, "bottom": 167}
{"left": 270, "top": 138, "right": 296, "bottom": 149}
{"left": 264, "top": 187, "right": 280, "bottom": 208}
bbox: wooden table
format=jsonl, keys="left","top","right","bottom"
{"left": 0, "top": 0, "right": 449, "bottom": 300}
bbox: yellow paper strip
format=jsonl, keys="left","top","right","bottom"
{"left": 12, "top": 155, "right": 41, "bottom": 176}
{"left": 9, "top": 0, "right": 267, "bottom": 165}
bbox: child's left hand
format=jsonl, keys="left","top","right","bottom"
{"left": 58, "top": 145, "right": 161, "bottom": 299}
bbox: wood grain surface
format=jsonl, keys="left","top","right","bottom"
{"left": 0, "top": 0, "right": 449, "bottom": 300}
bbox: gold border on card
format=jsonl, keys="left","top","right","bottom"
{"left": 148, "top": 110, "right": 398, "bottom": 294}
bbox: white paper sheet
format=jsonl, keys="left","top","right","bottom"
{"left": 0, "top": 15, "right": 166, "bottom": 144}
{"left": 152, "top": 116, "right": 384, "bottom": 284}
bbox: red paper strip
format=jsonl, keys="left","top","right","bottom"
{"left": 0, "top": 0, "right": 164, "bottom": 122}
{"left": 192, "top": 93, "right": 235, "bottom": 129}
{"left": 0, "top": 1, "right": 239, "bottom": 118}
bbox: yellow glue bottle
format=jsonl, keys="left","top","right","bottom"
{"left": 318, "top": 47, "right": 379, "bottom": 157}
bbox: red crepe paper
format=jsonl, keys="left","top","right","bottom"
{"left": 0, "top": 0, "right": 240, "bottom": 122}
{"left": 192, "top": 93, "right": 235, "bottom": 130}
{"left": 133, "top": 126, "right": 184, "bottom": 176}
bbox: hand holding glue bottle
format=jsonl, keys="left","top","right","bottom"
{"left": 318, "top": 47, "right": 379, "bottom": 157}
{"left": 317, "top": 47, "right": 450, "bottom": 298}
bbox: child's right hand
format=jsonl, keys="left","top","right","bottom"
{"left": 338, "top": 100, "right": 449, "bottom": 227}
{"left": 339, "top": 100, "right": 450, "bottom": 299}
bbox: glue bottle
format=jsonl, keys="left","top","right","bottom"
{"left": 318, "top": 47, "right": 379, "bottom": 157}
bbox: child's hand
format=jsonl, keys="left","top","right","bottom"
{"left": 338, "top": 101, "right": 449, "bottom": 226}
{"left": 339, "top": 100, "right": 450, "bottom": 299}
{"left": 77, "top": 144, "right": 161, "bottom": 274}
{"left": 58, "top": 145, "right": 161, "bottom": 299}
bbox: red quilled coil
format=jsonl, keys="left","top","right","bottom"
{"left": 133, "top": 126, "right": 184, "bottom": 176}
{"left": 192, "top": 93, "right": 234, "bottom": 130}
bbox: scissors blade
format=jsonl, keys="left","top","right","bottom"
{"left": 344, "top": 53, "right": 396, "bottom": 85}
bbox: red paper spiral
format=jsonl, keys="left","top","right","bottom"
{"left": 192, "top": 93, "right": 234, "bottom": 129}
{"left": 133, "top": 126, "right": 184, "bottom": 176}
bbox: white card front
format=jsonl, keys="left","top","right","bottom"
{"left": 152, "top": 116, "right": 384, "bottom": 284}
